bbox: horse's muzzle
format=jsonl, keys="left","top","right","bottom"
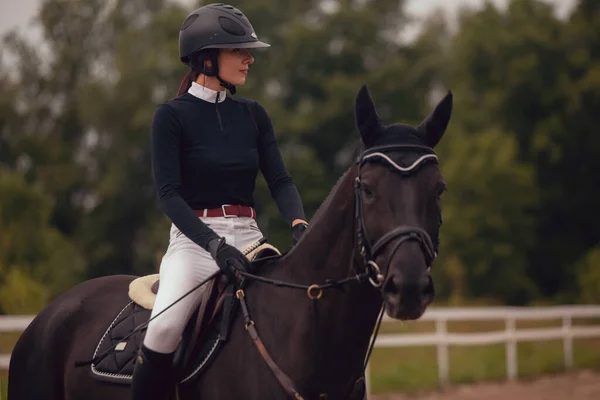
{"left": 382, "top": 271, "right": 435, "bottom": 320}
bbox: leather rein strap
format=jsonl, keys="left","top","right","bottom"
{"left": 236, "top": 289, "right": 306, "bottom": 400}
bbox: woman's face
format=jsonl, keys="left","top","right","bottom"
{"left": 217, "top": 48, "right": 254, "bottom": 86}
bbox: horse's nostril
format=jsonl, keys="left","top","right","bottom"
{"left": 384, "top": 273, "right": 434, "bottom": 303}
{"left": 420, "top": 275, "right": 430, "bottom": 291}
{"left": 422, "top": 274, "right": 435, "bottom": 300}
{"left": 383, "top": 275, "right": 401, "bottom": 295}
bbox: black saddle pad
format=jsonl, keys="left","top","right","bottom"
{"left": 90, "top": 302, "right": 149, "bottom": 383}
{"left": 90, "top": 297, "right": 231, "bottom": 385}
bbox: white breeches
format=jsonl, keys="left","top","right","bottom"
{"left": 143, "top": 216, "right": 263, "bottom": 353}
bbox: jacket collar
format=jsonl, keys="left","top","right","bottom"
{"left": 188, "top": 81, "right": 226, "bottom": 103}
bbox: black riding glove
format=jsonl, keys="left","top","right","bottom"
{"left": 207, "top": 237, "right": 250, "bottom": 280}
{"left": 291, "top": 222, "right": 309, "bottom": 246}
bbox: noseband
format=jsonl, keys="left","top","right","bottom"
{"left": 354, "top": 144, "right": 439, "bottom": 287}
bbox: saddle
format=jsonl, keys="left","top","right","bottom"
{"left": 90, "top": 240, "right": 281, "bottom": 385}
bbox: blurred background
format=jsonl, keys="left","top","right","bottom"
{"left": 0, "top": 0, "right": 599, "bottom": 398}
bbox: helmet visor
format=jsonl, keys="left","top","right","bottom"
{"left": 202, "top": 40, "right": 271, "bottom": 49}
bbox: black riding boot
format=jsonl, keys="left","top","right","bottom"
{"left": 131, "top": 345, "right": 176, "bottom": 400}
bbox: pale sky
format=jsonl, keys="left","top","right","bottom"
{"left": 0, "top": 0, "right": 576, "bottom": 41}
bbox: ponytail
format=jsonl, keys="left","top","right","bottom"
{"left": 176, "top": 49, "right": 219, "bottom": 97}
{"left": 176, "top": 70, "right": 198, "bottom": 97}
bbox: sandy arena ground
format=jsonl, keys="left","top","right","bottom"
{"left": 371, "top": 370, "right": 600, "bottom": 400}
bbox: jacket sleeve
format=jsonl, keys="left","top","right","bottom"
{"left": 150, "top": 103, "right": 220, "bottom": 249}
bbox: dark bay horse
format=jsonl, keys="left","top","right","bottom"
{"left": 8, "top": 84, "right": 452, "bottom": 400}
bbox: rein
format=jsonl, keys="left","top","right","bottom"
{"left": 234, "top": 144, "right": 439, "bottom": 399}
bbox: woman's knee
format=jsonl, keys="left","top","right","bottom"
{"left": 144, "top": 316, "right": 185, "bottom": 353}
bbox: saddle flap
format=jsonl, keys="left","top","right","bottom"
{"left": 184, "top": 277, "right": 222, "bottom": 355}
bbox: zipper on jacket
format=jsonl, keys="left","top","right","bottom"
{"left": 215, "top": 92, "right": 224, "bottom": 132}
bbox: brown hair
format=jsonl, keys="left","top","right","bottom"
{"left": 176, "top": 70, "right": 199, "bottom": 97}
{"left": 176, "top": 49, "right": 219, "bottom": 97}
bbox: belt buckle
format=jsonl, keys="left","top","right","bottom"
{"left": 221, "top": 204, "right": 236, "bottom": 218}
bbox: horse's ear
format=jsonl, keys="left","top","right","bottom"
{"left": 417, "top": 91, "right": 453, "bottom": 148}
{"left": 355, "top": 84, "right": 383, "bottom": 147}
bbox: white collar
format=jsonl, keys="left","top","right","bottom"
{"left": 188, "top": 81, "right": 227, "bottom": 103}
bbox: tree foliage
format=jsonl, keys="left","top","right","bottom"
{"left": 0, "top": 169, "right": 84, "bottom": 312}
{"left": 1, "top": 0, "right": 599, "bottom": 308}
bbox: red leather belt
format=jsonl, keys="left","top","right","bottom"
{"left": 194, "top": 205, "right": 256, "bottom": 219}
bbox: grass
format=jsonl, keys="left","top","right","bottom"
{"left": 369, "top": 318, "right": 600, "bottom": 395}
{"left": 0, "top": 370, "right": 6, "bottom": 400}
{"left": 0, "top": 333, "right": 20, "bottom": 400}
{"left": 0, "top": 319, "right": 599, "bottom": 398}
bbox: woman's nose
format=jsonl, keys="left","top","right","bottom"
{"left": 243, "top": 49, "right": 254, "bottom": 64}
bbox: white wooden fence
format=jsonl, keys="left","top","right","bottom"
{"left": 1, "top": 306, "right": 599, "bottom": 393}
{"left": 366, "top": 305, "right": 600, "bottom": 393}
{"left": 0, "top": 315, "right": 34, "bottom": 369}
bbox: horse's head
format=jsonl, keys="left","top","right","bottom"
{"left": 354, "top": 84, "right": 452, "bottom": 320}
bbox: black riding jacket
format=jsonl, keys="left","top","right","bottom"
{"left": 151, "top": 83, "right": 306, "bottom": 249}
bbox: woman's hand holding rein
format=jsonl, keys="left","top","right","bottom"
{"left": 207, "top": 237, "right": 251, "bottom": 280}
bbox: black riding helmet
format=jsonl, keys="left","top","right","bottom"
{"left": 179, "top": 3, "right": 270, "bottom": 94}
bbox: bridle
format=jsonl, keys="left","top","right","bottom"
{"left": 234, "top": 143, "right": 441, "bottom": 399}
{"left": 353, "top": 143, "right": 439, "bottom": 288}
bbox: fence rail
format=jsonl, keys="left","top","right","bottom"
{"left": 1, "top": 306, "right": 599, "bottom": 392}
{"left": 366, "top": 304, "right": 600, "bottom": 393}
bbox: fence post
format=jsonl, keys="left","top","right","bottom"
{"left": 562, "top": 316, "right": 573, "bottom": 371}
{"left": 505, "top": 317, "right": 517, "bottom": 381}
{"left": 436, "top": 318, "right": 449, "bottom": 387}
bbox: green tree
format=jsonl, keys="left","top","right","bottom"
{"left": 75, "top": 0, "right": 187, "bottom": 277}
{"left": 437, "top": 0, "right": 600, "bottom": 302}
{"left": 5, "top": 0, "right": 598, "bottom": 308}
{"left": 434, "top": 128, "right": 538, "bottom": 304}
{"left": 576, "top": 246, "right": 600, "bottom": 304}
{"left": 0, "top": 169, "right": 84, "bottom": 312}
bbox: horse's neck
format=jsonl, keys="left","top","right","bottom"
{"left": 283, "top": 168, "right": 358, "bottom": 281}
{"left": 281, "top": 166, "right": 383, "bottom": 395}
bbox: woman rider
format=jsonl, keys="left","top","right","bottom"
{"left": 131, "top": 3, "right": 309, "bottom": 398}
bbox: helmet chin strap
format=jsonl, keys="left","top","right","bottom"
{"left": 217, "top": 75, "right": 236, "bottom": 95}
{"left": 192, "top": 49, "right": 237, "bottom": 95}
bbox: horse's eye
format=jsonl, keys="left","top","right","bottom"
{"left": 362, "top": 185, "right": 374, "bottom": 199}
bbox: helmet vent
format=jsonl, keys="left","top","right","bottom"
{"left": 218, "top": 16, "right": 246, "bottom": 36}
{"left": 181, "top": 14, "right": 198, "bottom": 31}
